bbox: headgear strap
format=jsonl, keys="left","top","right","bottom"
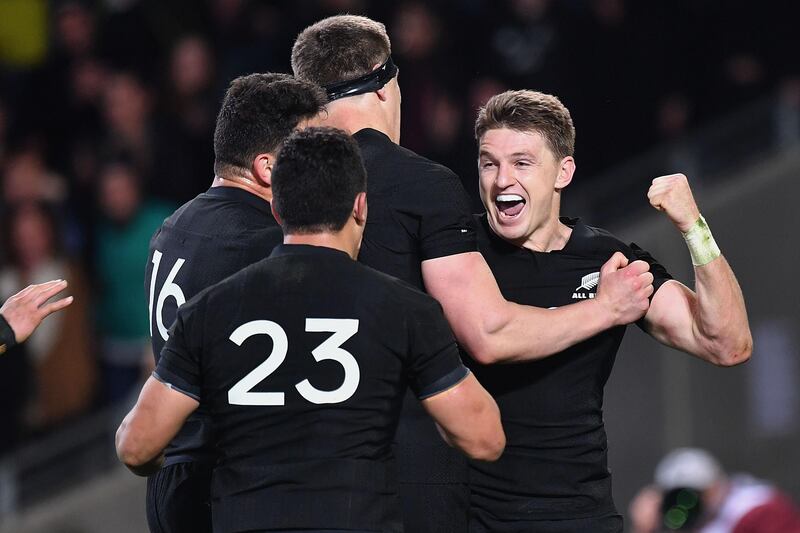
{"left": 324, "top": 56, "right": 398, "bottom": 102}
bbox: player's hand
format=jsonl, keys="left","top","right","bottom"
{"left": 647, "top": 173, "right": 701, "bottom": 233}
{"left": 0, "top": 280, "right": 73, "bottom": 344}
{"left": 595, "top": 252, "right": 653, "bottom": 326}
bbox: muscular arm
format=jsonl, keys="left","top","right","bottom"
{"left": 421, "top": 372, "right": 505, "bottom": 461}
{"left": 115, "top": 376, "right": 199, "bottom": 476}
{"left": 643, "top": 258, "right": 751, "bottom": 366}
{"left": 422, "top": 251, "right": 653, "bottom": 364}
{"left": 642, "top": 173, "right": 752, "bottom": 367}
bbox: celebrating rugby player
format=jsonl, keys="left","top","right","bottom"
{"left": 468, "top": 90, "right": 752, "bottom": 532}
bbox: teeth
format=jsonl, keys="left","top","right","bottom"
{"left": 496, "top": 194, "right": 524, "bottom": 202}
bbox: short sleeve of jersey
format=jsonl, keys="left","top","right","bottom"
{"left": 153, "top": 296, "right": 206, "bottom": 401}
{"left": 417, "top": 169, "right": 478, "bottom": 261}
{"left": 627, "top": 242, "right": 673, "bottom": 294}
{"left": 405, "top": 296, "right": 470, "bottom": 399}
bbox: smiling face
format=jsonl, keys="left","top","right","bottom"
{"left": 478, "top": 127, "right": 574, "bottom": 248}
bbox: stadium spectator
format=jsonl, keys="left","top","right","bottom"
{"left": 94, "top": 159, "right": 172, "bottom": 404}
{"left": 0, "top": 202, "right": 94, "bottom": 428}
{"left": 0, "top": 278, "right": 73, "bottom": 454}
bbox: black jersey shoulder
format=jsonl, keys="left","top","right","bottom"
{"left": 556, "top": 217, "right": 630, "bottom": 259}
{"left": 148, "top": 186, "right": 282, "bottom": 360}
{"left": 197, "top": 243, "right": 448, "bottom": 330}
{"left": 146, "top": 186, "right": 283, "bottom": 465}
{"left": 561, "top": 218, "right": 673, "bottom": 289}
{"left": 354, "top": 128, "right": 477, "bottom": 285}
{"left": 353, "top": 128, "right": 470, "bottom": 226}
{"left": 354, "top": 128, "right": 462, "bottom": 192}
{"left": 158, "top": 186, "right": 279, "bottom": 242}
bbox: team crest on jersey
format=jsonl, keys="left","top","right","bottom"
{"left": 572, "top": 272, "right": 599, "bottom": 299}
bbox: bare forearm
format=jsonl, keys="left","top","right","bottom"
{"left": 646, "top": 175, "right": 752, "bottom": 366}
{"left": 457, "top": 298, "right": 616, "bottom": 363}
{"left": 127, "top": 453, "right": 164, "bottom": 476}
{"left": 115, "top": 377, "right": 197, "bottom": 475}
{"left": 692, "top": 256, "right": 752, "bottom": 365}
{"left": 423, "top": 374, "right": 505, "bottom": 461}
{"left": 425, "top": 251, "right": 650, "bottom": 364}
{"left": 115, "top": 413, "right": 166, "bottom": 474}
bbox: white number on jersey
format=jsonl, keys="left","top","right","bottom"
{"left": 227, "top": 318, "right": 361, "bottom": 406}
{"left": 148, "top": 250, "right": 187, "bottom": 341}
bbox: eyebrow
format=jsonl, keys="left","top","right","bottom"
{"left": 478, "top": 150, "right": 538, "bottom": 160}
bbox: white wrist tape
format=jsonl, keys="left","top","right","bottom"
{"left": 683, "top": 215, "right": 721, "bottom": 266}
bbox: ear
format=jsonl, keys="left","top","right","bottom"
{"left": 555, "top": 156, "right": 576, "bottom": 190}
{"left": 251, "top": 153, "right": 274, "bottom": 187}
{"left": 270, "top": 201, "right": 282, "bottom": 226}
{"left": 363, "top": 62, "right": 389, "bottom": 102}
{"left": 353, "top": 192, "right": 367, "bottom": 226}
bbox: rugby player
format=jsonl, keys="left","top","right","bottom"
{"left": 0, "top": 280, "right": 73, "bottom": 355}
{"left": 142, "top": 73, "right": 326, "bottom": 533}
{"left": 117, "top": 127, "right": 505, "bottom": 533}
{"left": 468, "top": 90, "right": 752, "bottom": 532}
{"left": 291, "top": 15, "right": 654, "bottom": 532}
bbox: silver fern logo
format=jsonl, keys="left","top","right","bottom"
{"left": 572, "top": 272, "right": 599, "bottom": 299}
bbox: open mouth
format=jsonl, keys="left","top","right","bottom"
{"left": 495, "top": 193, "right": 526, "bottom": 218}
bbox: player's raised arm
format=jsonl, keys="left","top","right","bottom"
{"left": 421, "top": 373, "right": 504, "bottom": 461}
{"left": 115, "top": 376, "right": 199, "bottom": 476}
{"left": 641, "top": 173, "right": 752, "bottom": 366}
{"left": 422, "top": 250, "right": 653, "bottom": 364}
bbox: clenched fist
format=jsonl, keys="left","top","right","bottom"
{"left": 595, "top": 252, "right": 654, "bottom": 326}
{"left": 647, "top": 173, "right": 701, "bottom": 233}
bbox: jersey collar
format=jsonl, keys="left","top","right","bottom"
{"left": 353, "top": 128, "right": 392, "bottom": 146}
{"left": 557, "top": 217, "right": 594, "bottom": 255}
{"left": 204, "top": 186, "right": 274, "bottom": 217}
{"left": 269, "top": 244, "right": 351, "bottom": 260}
{"left": 481, "top": 214, "right": 591, "bottom": 255}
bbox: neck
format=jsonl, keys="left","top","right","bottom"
{"left": 283, "top": 231, "right": 359, "bottom": 259}
{"left": 211, "top": 174, "right": 271, "bottom": 203}
{"left": 520, "top": 197, "right": 571, "bottom": 252}
{"left": 322, "top": 99, "right": 397, "bottom": 143}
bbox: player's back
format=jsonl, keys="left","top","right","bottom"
{"left": 157, "top": 244, "right": 466, "bottom": 532}
{"left": 145, "top": 186, "right": 282, "bottom": 463}
{"left": 353, "top": 128, "right": 476, "bottom": 290}
{"left": 352, "top": 129, "right": 476, "bottom": 513}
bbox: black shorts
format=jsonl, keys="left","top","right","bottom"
{"left": 470, "top": 509, "right": 623, "bottom": 533}
{"left": 399, "top": 482, "right": 469, "bottom": 533}
{"left": 146, "top": 461, "right": 213, "bottom": 533}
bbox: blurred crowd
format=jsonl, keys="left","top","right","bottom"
{"left": 0, "top": 0, "right": 797, "bottom": 456}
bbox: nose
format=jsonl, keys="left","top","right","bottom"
{"left": 495, "top": 162, "right": 515, "bottom": 189}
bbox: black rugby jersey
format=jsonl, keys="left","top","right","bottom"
{"left": 145, "top": 186, "right": 282, "bottom": 464}
{"left": 469, "top": 215, "right": 672, "bottom": 527}
{"left": 354, "top": 128, "right": 477, "bottom": 486}
{"left": 154, "top": 244, "right": 469, "bottom": 533}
